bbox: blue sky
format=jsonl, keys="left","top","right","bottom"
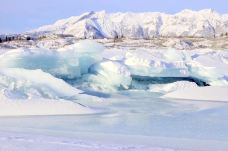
{"left": 0, "top": 0, "right": 227, "bottom": 34}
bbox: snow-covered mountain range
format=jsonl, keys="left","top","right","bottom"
{"left": 30, "top": 9, "right": 228, "bottom": 39}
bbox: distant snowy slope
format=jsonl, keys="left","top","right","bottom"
{"left": 29, "top": 9, "right": 228, "bottom": 39}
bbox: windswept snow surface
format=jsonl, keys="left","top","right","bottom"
{"left": 0, "top": 98, "right": 94, "bottom": 116}
{"left": 1, "top": 130, "right": 228, "bottom": 151}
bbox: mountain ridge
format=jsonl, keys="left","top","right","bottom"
{"left": 28, "top": 9, "right": 228, "bottom": 39}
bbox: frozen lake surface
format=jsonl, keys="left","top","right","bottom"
{"left": 0, "top": 91, "right": 228, "bottom": 151}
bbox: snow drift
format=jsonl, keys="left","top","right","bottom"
{"left": 0, "top": 68, "right": 82, "bottom": 99}
{"left": 163, "top": 86, "right": 228, "bottom": 101}
{"left": 0, "top": 68, "right": 97, "bottom": 116}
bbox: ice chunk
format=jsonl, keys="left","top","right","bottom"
{"left": 0, "top": 40, "right": 104, "bottom": 79}
{"left": 0, "top": 48, "right": 81, "bottom": 79}
{"left": 84, "top": 61, "right": 132, "bottom": 91}
{"left": 59, "top": 40, "right": 104, "bottom": 75}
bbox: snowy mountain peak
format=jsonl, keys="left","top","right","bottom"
{"left": 29, "top": 9, "right": 228, "bottom": 39}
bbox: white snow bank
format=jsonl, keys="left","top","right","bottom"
{"left": 124, "top": 49, "right": 189, "bottom": 77}
{"left": 0, "top": 68, "right": 98, "bottom": 116}
{"left": 0, "top": 68, "right": 81, "bottom": 99}
{"left": 163, "top": 86, "right": 228, "bottom": 101}
{"left": 117, "top": 48, "right": 228, "bottom": 86}
{"left": 188, "top": 50, "right": 228, "bottom": 85}
{"left": 149, "top": 81, "right": 198, "bottom": 93}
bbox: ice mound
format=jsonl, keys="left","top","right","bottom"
{"left": 0, "top": 40, "right": 104, "bottom": 79}
{"left": 123, "top": 48, "right": 228, "bottom": 86}
{"left": 0, "top": 68, "right": 82, "bottom": 99}
{"left": 59, "top": 40, "right": 104, "bottom": 75}
{"left": 0, "top": 41, "right": 227, "bottom": 94}
{"left": 124, "top": 49, "right": 190, "bottom": 77}
{"left": 83, "top": 61, "right": 132, "bottom": 91}
{"left": 187, "top": 50, "right": 228, "bottom": 86}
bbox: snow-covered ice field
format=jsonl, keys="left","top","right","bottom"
{"left": 0, "top": 92, "right": 228, "bottom": 151}
{"left": 0, "top": 40, "right": 228, "bottom": 150}
{"left": 1, "top": 91, "right": 228, "bottom": 151}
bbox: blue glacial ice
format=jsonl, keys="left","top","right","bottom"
{"left": 84, "top": 60, "right": 132, "bottom": 91}
{"left": 0, "top": 40, "right": 227, "bottom": 97}
{"left": 0, "top": 40, "right": 104, "bottom": 80}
